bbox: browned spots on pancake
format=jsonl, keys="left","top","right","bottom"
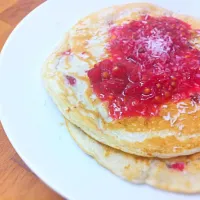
{"left": 71, "top": 28, "right": 92, "bottom": 52}
{"left": 132, "top": 136, "right": 200, "bottom": 155}
{"left": 104, "top": 99, "right": 200, "bottom": 136}
{"left": 122, "top": 159, "right": 150, "bottom": 181}
{"left": 69, "top": 16, "right": 107, "bottom": 66}
{"left": 77, "top": 103, "right": 95, "bottom": 116}
{"left": 187, "top": 161, "right": 200, "bottom": 172}
{"left": 85, "top": 87, "right": 95, "bottom": 105}
{"left": 123, "top": 166, "right": 140, "bottom": 181}
{"left": 66, "top": 107, "right": 70, "bottom": 112}
{"left": 84, "top": 52, "right": 98, "bottom": 68}
{"left": 69, "top": 108, "right": 99, "bottom": 130}
{"left": 187, "top": 152, "right": 200, "bottom": 161}
{"left": 185, "top": 181, "right": 192, "bottom": 189}
{"left": 104, "top": 147, "right": 111, "bottom": 157}
{"left": 124, "top": 164, "right": 131, "bottom": 170}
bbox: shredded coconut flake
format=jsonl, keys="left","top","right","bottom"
{"left": 90, "top": 94, "right": 97, "bottom": 101}
{"left": 170, "top": 113, "right": 180, "bottom": 126}
{"left": 162, "top": 105, "right": 168, "bottom": 108}
{"left": 143, "top": 30, "right": 172, "bottom": 57}
{"left": 178, "top": 124, "right": 185, "bottom": 131}
{"left": 163, "top": 112, "right": 171, "bottom": 121}
{"left": 177, "top": 102, "right": 188, "bottom": 107}
{"left": 188, "top": 103, "right": 200, "bottom": 114}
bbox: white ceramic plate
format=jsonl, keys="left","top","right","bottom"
{"left": 1, "top": 0, "right": 200, "bottom": 199}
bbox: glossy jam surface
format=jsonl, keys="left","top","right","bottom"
{"left": 87, "top": 16, "right": 200, "bottom": 119}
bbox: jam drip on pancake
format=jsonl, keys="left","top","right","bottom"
{"left": 87, "top": 16, "right": 200, "bottom": 119}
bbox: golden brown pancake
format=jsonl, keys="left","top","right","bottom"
{"left": 43, "top": 3, "right": 200, "bottom": 158}
{"left": 66, "top": 119, "right": 200, "bottom": 193}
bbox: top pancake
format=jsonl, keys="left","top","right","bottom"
{"left": 43, "top": 2, "right": 200, "bottom": 158}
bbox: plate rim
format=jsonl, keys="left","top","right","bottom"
{"left": 0, "top": 1, "right": 68, "bottom": 198}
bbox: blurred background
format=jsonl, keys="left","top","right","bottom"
{"left": 0, "top": 0, "right": 63, "bottom": 199}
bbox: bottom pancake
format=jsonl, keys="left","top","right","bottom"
{"left": 66, "top": 120, "right": 200, "bottom": 193}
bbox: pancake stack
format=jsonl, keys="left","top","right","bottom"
{"left": 43, "top": 3, "right": 200, "bottom": 193}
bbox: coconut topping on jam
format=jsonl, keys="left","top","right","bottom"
{"left": 87, "top": 16, "right": 200, "bottom": 119}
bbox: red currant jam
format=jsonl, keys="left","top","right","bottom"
{"left": 87, "top": 16, "right": 200, "bottom": 119}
